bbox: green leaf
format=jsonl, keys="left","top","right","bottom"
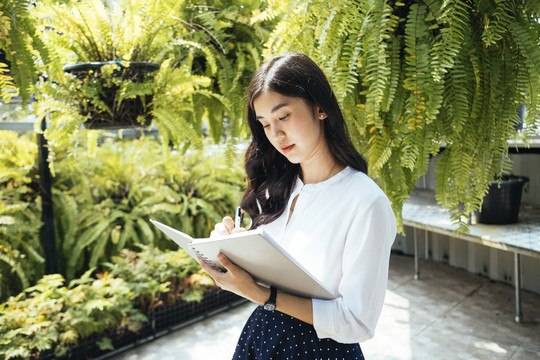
{"left": 96, "top": 336, "right": 114, "bottom": 351}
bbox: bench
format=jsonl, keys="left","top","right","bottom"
{"left": 402, "top": 189, "right": 540, "bottom": 323}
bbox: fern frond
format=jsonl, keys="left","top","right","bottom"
{"left": 482, "top": 0, "right": 515, "bottom": 47}
{"left": 0, "top": 62, "right": 17, "bottom": 102}
{"left": 429, "top": 0, "right": 471, "bottom": 82}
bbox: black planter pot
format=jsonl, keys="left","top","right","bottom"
{"left": 478, "top": 175, "right": 529, "bottom": 225}
{"left": 63, "top": 61, "right": 159, "bottom": 130}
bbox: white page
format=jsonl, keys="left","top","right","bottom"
{"left": 149, "top": 219, "right": 199, "bottom": 259}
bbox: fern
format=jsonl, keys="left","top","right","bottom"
{"left": 267, "top": 0, "right": 540, "bottom": 232}
{"left": 428, "top": 0, "right": 471, "bottom": 82}
{"left": 30, "top": 0, "right": 281, "bottom": 161}
{"left": 482, "top": 0, "right": 515, "bottom": 47}
{"left": 0, "top": 62, "right": 16, "bottom": 102}
{"left": 48, "top": 135, "right": 244, "bottom": 280}
{"left": 0, "top": 0, "right": 48, "bottom": 104}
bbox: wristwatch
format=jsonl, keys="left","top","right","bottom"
{"left": 263, "top": 286, "right": 277, "bottom": 311}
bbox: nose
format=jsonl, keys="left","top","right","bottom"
{"left": 270, "top": 123, "right": 285, "bottom": 140}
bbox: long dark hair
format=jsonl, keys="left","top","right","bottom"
{"left": 240, "top": 52, "right": 367, "bottom": 228}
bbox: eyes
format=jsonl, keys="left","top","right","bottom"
{"left": 261, "top": 113, "right": 290, "bottom": 128}
{"left": 278, "top": 113, "right": 290, "bottom": 121}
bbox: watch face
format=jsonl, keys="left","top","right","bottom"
{"left": 264, "top": 303, "right": 276, "bottom": 311}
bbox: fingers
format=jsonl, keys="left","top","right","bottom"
{"left": 198, "top": 254, "right": 231, "bottom": 289}
{"left": 222, "top": 216, "right": 235, "bottom": 232}
{"left": 210, "top": 216, "right": 236, "bottom": 237}
{"left": 217, "top": 253, "right": 233, "bottom": 270}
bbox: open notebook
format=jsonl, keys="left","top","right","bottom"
{"left": 150, "top": 219, "right": 335, "bottom": 300}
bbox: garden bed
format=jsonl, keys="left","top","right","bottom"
{"left": 37, "top": 288, "right": 245, "bottom": 360}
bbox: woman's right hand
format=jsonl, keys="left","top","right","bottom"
{"left": 210, "top": 216, "right": 246, "bottom": 238}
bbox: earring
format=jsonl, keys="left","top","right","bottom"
{"left": 319, "top": 114, "right": 325, "bottom": 119}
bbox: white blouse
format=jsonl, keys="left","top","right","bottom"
{"left": 258, "top": 166, "right": 396, "bottom": 343}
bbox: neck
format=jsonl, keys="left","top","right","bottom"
{"left": 300, "top": 156, "right": 343, "bottom": 184}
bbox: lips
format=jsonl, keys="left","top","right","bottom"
{"left": 281, "top": 144, "right": 295, "bottom": 153}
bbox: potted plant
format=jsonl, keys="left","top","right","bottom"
{"left": 61, "top": 61, "right": 160, "bottom": 130}
{"left": 31, "top": 0, "right": 230, "bottom": 160}
{"left": 267, "top": 0, "right": 540, "bottom": 231}
{"left": 29, "top": 0, "right": 287, "bottom": 160}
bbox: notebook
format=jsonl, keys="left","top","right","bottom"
{"left": 150, "top": 219, "right": 336, "bottom": 300}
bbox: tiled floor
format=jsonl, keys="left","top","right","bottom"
{"left": 111, "top": 254, "right": 540, "bottom": 360}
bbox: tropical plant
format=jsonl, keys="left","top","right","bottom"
{"left": 0, "top": 0, "right": 51, "bottom": 104}
{"left": 0, "top": 130, "right": 43, "bottom": 302}
{"left": 267, "top": 0, "right": 540, "bottom": 231}
{"left": 0, "top": 243, "right": 214, "bottom": 360}
{"left": 30, "top": 0, "right": 285, "bottom": 164}
{"left": 106, "top": 245, "right": 215, "bottom": 314}
{"left": 0, "top": 271, "right": 147, "bottom": 359}
{"left": 181, "top": 0, "right": 288, "bottom": 141}
{"left": 51, "top": 136, "right": 245, "bottom": 280}
{"left": 0, "top": 132, "right": 244, "bottom": 300}
{"left": 32, "top": 0, "right": 217, "bottom": 158}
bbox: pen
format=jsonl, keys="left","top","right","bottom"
{"left": 234, "top": 207, "right": 244, "bottom": 229}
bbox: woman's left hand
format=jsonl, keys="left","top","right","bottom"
{"left": 198, "top": 253, "right": 268, "bottom": 304}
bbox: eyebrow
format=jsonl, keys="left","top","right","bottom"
{"left": 256, "top": 102, "right": 289, "bottom": 120}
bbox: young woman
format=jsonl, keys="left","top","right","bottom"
{"left": 199, "top": 52, "right": 397, "bottom": 359}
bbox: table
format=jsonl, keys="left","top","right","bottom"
{"left": 402, "top": 189, "right": 540, "bottom": 322}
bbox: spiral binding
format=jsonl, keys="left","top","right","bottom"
{"left": 192, "top": 248, "right": 224, "bottom": 272}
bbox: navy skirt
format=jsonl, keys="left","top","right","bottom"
{"left": 232, "top": 306, "right": 364, "bottom": 360}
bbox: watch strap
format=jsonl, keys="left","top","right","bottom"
{"left": 263, "top": 286, "right": 277, "bottom": 311}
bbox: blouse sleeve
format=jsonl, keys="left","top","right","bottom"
{"left": 312, "top": 194, "right": 397, "bottom": 343}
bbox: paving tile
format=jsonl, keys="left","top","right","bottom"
{"left": 411, "top": 332, "right": 519, "bottom": 360}
{"left": 387, "top": 255, "right": 415, "bottom": 290}
{"left": 509, "top": 345, "right": 540, "bottom": 360}
{"left": 428, "top": 281, "right": 540, "bottom": 349}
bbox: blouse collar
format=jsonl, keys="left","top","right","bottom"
{"left": 292, "top": 166, "right": 353, "bottom": 195}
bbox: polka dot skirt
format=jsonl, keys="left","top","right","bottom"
{"left": 232, "top": 306, "right": 364, "bottom": 360}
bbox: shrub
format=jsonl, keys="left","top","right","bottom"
{"left": 0, "top": 132, "right": 244, "bottom": 300}
{"left": 0, "top": 131, "right": 43, "bottom": 301}
{"left": 0, "top": 245, "right": 213, "bottom": 359}
{"left": 52, "top": 136, "right": 245, "bottom": 280}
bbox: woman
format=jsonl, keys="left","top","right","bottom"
{"left": 199, "top": 52, "right": 396, "bottom": 359}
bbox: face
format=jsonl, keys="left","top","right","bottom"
{"left": 253, "top": 90, "right": 328, "bottom": 166}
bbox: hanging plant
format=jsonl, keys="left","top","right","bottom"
{"left": 62, "top": 61, "right": 160, "bottom": 129}
{"left": 267, "top": 0, "right": 540, "bottom": 231}
{"left": 30, "top": 0, "right": 285, "bottom": 164}
{"left": 31, "top": 0, "right": 228, "bottom": 161}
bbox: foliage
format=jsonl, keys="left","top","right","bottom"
{"left": 51, "top": 136, "right": 245, "bottom": 281}
{"left": 0, "top": 242, "right": 215, "bottom": 359}
{"left": 0, "top": 272, "right": 147, "bottom": 359}
{"left": 32, "top": 0, "right": 214, "bottom": 159}
{"left": 0, "top": 132, "right": 244, "bottom": 300}
{"left": 0, "top": 131, "right": 43, "bottom": 302}
{"left": 266, "top": 0, "right": 540, "bottom": 231}
{"left": 0, "top": 0, "right": 51, "bottom": 104}
{"left": 30, "top": 0, "right": 285, "bottom": 164}
{"left": 106, "top": 246, "right": 215, "bottom": 314}
{"left": 180, "top": 0, "right": 288, "bottom": 142}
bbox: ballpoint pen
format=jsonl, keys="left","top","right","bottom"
{"left": 234, "top": 207, "right": 244, "bottom": 229}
